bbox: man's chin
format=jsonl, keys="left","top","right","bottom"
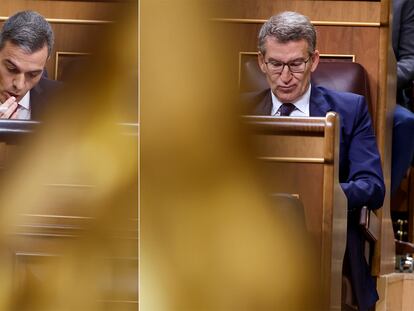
{"left": 276, "top": 95, "right": 297, "bottom": 103}
{"left": 273, "top": 89, "right": 299, "bottom": 103}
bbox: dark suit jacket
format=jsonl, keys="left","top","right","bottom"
{"left": 393, "top": 0, "right": 414, "bottom": 105}
{"left": 30, "top": 77, "right": 62, "bottom": 120}
{"left": 244, "top": 85, "right": 385, "bottom": 311}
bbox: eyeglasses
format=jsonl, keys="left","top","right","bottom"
{"left": 264, "top": 55, "right": 312, "bottom": 74}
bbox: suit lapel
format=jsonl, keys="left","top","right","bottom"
{"left": 253, "top": 90, "right": 272, "bottom": 115}
{"left": 30, "top": 79, "right": 44, "bottom": 120}
{"left": 309, "top": 84, "right": 332, "bottom": 117}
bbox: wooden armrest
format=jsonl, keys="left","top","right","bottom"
{"left": 359, "top": 206, "right": 380, "bottom": 243}
{"left": 395, "top": 239, "right": 414, "bottom": 254}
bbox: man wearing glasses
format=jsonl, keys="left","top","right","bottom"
{"left": 246, "top": 11, "right": 385, "bottom": 311}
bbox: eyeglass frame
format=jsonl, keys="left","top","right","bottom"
{"left": 263, "top": 54, "right": 313, "bottom": 74}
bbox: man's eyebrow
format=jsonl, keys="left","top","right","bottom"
{"left": 267, "top": 57, "right": 305, "bottom": 62}
{"left": 28, "top": 69, "right": 43, "bottom": 74}
{"left": 4, "top": 59, "right": 18, "bottom": 67}
{"left": 3, "top": 59, "right": 23, "bottom": 72}
{"left": 266, "top": 57, "right": 282, "bottom": 62}
{"left": 4, "top": 59, "right": 42, "bottom": 74}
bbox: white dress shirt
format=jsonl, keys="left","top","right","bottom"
{"left": 271, "top": 84, "right": 311, "bottom": 117}
{"left": 16, "top": 91, "right": 31, "bottom": 120}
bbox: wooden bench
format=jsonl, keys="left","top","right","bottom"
{"left": 243, "top": 112, "right": 346, "bottom": 310}
{"left": 0, "top": 120, "right": 138, "bottom": 310}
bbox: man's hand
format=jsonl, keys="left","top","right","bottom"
{"left": 0, "top": 97, "right": 18, "bottom": 119}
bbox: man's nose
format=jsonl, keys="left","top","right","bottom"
{"left": 279, "top": 65, "right": 292, "bottom": 83}
{"left": 12, "top": 74, "right": 25, "bottom": 91}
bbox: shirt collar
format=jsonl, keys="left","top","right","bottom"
{"left": 19, "top": 91, "right": 30, "bottom": 110}
{"left": 271, "top": 84, "right": 311, "bottom": 116}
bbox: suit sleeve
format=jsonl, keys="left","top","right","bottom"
{"left": 340, "top": 97, "right": 385, "bottom": 212}
{"left": 397, "top": 0, "right": 414, "bottom": 90}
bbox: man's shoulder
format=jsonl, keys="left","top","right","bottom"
{"left": 313, "top": 85, "right": 365, "bottom": 110}
{"left": 240, "top": 89, "right": 269, "bottom": 104}
{"left": 31, "top": 77, "right": 63, "bottom": 101}
{"left": 30, "top": 78, "right": 63, "bottom": 120}
{"left": 311, "top": 85, "right": 369, "bottom": 124}
{"left": 36, "top": 77, "right": 63, "bottom": 92}
{"left": 240, "top": 88, "right": 271, "bottom": 115}
{"left": 313, "top": 85, "right": 363, "bottom": 101}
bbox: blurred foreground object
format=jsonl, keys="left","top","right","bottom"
{"left": 141, "top": 1, "right": 319, "bottom": 310}
{"left": 0, "top": 2, "right": 138, "bottom": 311}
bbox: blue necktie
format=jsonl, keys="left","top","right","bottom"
{"left": 280, "top": 103, "right": 296, "bottom": 116}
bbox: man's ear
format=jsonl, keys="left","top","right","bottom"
{"left": 258, "top": 52, "right": 267, "bottom": 73}
{"left": 310, "top": 50, "right": 320, "bottom": 73}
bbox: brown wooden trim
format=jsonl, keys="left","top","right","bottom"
{"left": 0, "top": 16, "right": 112, "bottom": 25}
{"left": 54, "top": 51, "right": 91, "bottom": 80}
{"left": 211, "top": 18, "right": 380, "bottom": 27}
{"left": 257, "top": 156, "right": 325, "bottom": 163}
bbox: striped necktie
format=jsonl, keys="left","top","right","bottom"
{"left": 279, "top": 103, "right": 296, "bottom": 116}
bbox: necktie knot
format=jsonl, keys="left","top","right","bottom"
{"left": 280, "top": 103, "right": 296, "bottom": 116}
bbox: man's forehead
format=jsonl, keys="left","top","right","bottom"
{"left": 263, "top": 38, "right": 309, "bottom": 56}
{"left": 265, "top": 37, "right": 309, "bottom": 48}
{"left": 0, "top": 41, "right": 47, "bottom": 71}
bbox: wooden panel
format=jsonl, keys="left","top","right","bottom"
{"left": 254, "top": 135, "right": 325, "bottom": 158}
{"left": 260, "top": 162, "right": 324, "bottom": 235}
{"left": 54, "top": 52, "right": 90, "bottom": 81}
{"left": 211, "top": 0, "right": 381, "bottom": 22}
{"left": 377, "top": 273, "right": 414, "bottom": 311}
{"left": 4, "top": 160, "right": 138, "bottom": 308}
{"left": 56, "top": 0, "right": 131, "bottom": 2}
{"left": 244, "top": 114, "right": 347, "bottom": 311}
{"left": 13, "top": 251, "right": 138, "bottom": 307}
{"left": 317, "top": 26, "right": 380, "bottom": 123}
{"left": 0, "top": 0, "right": 128, "bottom": 20}
{"left": 376, "top": 0, "right": 395, "bottom": 275}
{"left": 47, "top": 23, "right": 110, "bottom": 79}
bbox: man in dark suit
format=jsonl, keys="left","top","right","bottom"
{"left": 390, "top": 0, "right": 414, "bottom": 194}
{"left": 246, "top": 12, "right": 385, "bottom": 311}
{"left": 0, "top": 11, "right": 60, "bottom": 120}
{"left": 393, "top": 0, "right": 414, "bottom": 107}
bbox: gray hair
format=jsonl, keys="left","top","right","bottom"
{"left": 258, "top": 11, "right": 316, "bottom": 55}
{"left": 0, "top": 11, "right": 54, "bottom": 57}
